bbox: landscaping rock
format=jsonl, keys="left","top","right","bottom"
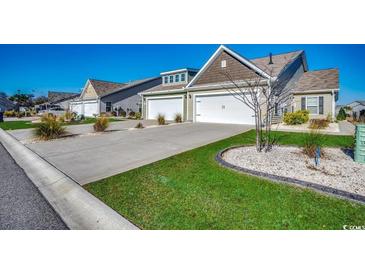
{"left": 223, "top": 146, "right": 365, "bottom": 196}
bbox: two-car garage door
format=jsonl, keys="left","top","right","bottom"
{"left": 147, "top": 97, "right": 183, "bottom": 120}
{"left": 195, "top": 93, "right": 255, "bottom": 125}
{"left": 70, "top": 101, "right": 98, "bottom": 117}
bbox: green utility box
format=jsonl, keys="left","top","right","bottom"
{"left": 355, "top": 124, "right": 365, "bottom": 164}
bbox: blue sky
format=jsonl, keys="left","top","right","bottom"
{"left": 0, "top": 44, "right": 364, "bottom": 104}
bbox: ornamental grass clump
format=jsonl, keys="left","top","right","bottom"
{"left": 309, "top": 119, "right": 330, "bottom": 129}
{"left": 174, "top": 113, "right": 182, "bottom": 123}
{"left": 93, "top": 116, "right": 109, "bottom": 132}
{"left": 157, "top": 114, "right": 166, "bottom": 125}
{"left": 302, "top": 130, "right": 326, "bottom": 157}
{"left": 35, "top": 114, "right": 65, "bottom": 140}
{"left": 135, "top": 122, "right": 144, "bottom": 129}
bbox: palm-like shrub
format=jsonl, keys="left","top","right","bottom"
{"left": 93, "top": 116, "right": 109, "bottom": 132}
{"left": 35, "top": 114, "right": 65, "bottom": 140}
{"left": 174, "top": 113, "right": 182, "bottom": 123}
{"left": 157, "top": 114, "right": 165, "bottom": 125}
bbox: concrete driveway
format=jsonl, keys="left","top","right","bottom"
{"left": 26, "top": 123, "right": 252, "bottom": 185}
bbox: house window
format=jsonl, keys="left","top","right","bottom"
{"left": 221, "top": 60, "right": 227, "bottom": 68}
{"left": 106, "top": 102, "right": 112, "bottom": 112}
{"left": 181, "top": 73, "right": 186, "bottom": 82}
{"left": 306, "top": 96, "right": 319, "bottom": 114}
{"left": 175, "top": 74, "right": 180, "bottom": 82}
{"left": 164, "top": 76, "right": 169, "bottom": 84}
{"left": 169, "top": 75, "right": 174, "bottom": 83}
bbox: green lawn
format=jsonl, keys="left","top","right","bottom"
{"left": 0, "top": 117, "right": 122, "bottom": 130}
{"left": 84, "top": 130, "right": 364, "bottom": 230}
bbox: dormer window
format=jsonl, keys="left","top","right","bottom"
{"left": 164, "top": 76, "right": 169, "bottom": 84}
{"left": 181, "top": 73, "right": 186, "bottom": 82}
{"left": 175, "top": 74, "right": 180, "bottom": 82}
{"left": 169, "top": 75, "right": 174, "bottom": 83}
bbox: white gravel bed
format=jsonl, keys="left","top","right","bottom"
{"left": 223, "top": 146, "right": 365, "bottom": 196}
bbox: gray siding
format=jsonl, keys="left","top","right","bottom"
{"left": 100, "top": 78, "right": 161, "bottom": 113}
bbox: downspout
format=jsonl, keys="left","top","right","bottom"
{"left": 332, "top": 90, "right": 336, "bottom": 120}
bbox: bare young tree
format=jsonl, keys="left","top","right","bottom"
{"left": 221, "top": 62, "right": 293, "bottom": 152}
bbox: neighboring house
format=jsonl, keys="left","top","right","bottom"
{"left": 48, "top": 91, "right": 80, "bottom": 110}
{"left": 139, "top": 68, "right": 199, "bottom": 120}
{"left": 0, "top": 94, "right": 15, "bottom": 112}
{"left": 36, "top": 91, "right": 80, "bottom": 112}
{"left": 347, "top": 100, "right": 365, "bottom": 118}
{"left": 140, "top": 45, "right": 339, "bottom": 124}
{"left": 70, "top": 78, "right": 161, "bottom": 117}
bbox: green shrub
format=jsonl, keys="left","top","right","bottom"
{"left": 336, "top": 107, "right": 347, "bottom": 121}
{"left": 135, "top": 112, "right": 142, "bottom": 120}
{"left": 135, "top": 122, "right": 144, "bottom": 129}
{"left": 302, "top": 131, "right": 326, "bottom": 157}
{"left": 157, "top": 114, "right": 165, "bottom": 125}
{"left": 120, "top": 109, "right": 126, "bottom": 117}
{"left": 93, "top": 116, "right": 109, "bottom": 132}
{"left": 283, "top": 110, "right": 309, "bottom": 125}
{"left": 35, "top": 115, "right": 65, "bottom": 140}
{"left": 4, "top": 110, "right": 16, "bottom": 117}
{"left": 309, "top": 119, "right": 329, "bottom": 129}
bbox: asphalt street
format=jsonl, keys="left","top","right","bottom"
{"left": 0, "top": 143, "right": 67, "bottom": 230}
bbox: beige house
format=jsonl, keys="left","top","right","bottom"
{"left": 140, "top": 45, "right": 339, "bottom": 124}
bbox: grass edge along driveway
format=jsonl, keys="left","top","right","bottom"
{"left": 85, "top": 130, "right": 365, "bottom": 230}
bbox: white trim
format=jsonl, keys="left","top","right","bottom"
{"left": 293, "top": 88, "right": 339, "bottom": 94}
{"left": 332, "top": 90, "right": 336, "bottom": 119}
{"left": 186, "top": 79, "right": 268, "bottom": 91}
{"left": 145, "top": 94, "right": 185, "bottom": 121}
{"left": 139, "top": 88, "right": 185, "bottom": 96}
{"left": 160, "top": 68, "right": 198, "bottom": 75}
{"left": 187, "top": 45, "right": 271, "bottom": 88}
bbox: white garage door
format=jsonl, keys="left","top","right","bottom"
{"left": 195, "top": 93, "right": 255, "bottom": 125}
{"left": 70, "top": 103, "right": 82, "bottom": 115}
{"left": 147, "top": 97, "right": 183, "bottom": 120}
{"left": 84, "top": 102, "right": 98, "bottom": 117}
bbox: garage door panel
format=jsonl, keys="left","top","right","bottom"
{"left": 84, "top": 102, "right": 98, "bottom": 117}
{"left": 195, "top": 93, "right": 255, "bottom": 125}
{"left": 70, "top": 103, "right": 82, "bottom": 115}
{"left": 147, "top": 97, "right": 183, "bottom": 121}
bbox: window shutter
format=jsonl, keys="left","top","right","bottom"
{"left": 301, "top": 97, "right": 306, "bottom": 110}
{"left": 319, "top": 96, "right": 324, "bottom": 114}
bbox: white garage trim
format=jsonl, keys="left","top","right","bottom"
{"left": 70, "top": 100, "right": 99, "bottom": 117}
{"left": 192, "top": 90, "right": 255, "bottom": 124}
{"left": 146, "top": 95, "right": 184, "bottom": 121}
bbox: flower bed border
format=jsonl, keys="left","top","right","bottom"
{"left": 216, "top": 145, "right": 365, "bottom": 205}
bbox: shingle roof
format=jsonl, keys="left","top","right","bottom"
{"left": 89, "top": 79, "right": 127, "bottom": 96}
{"left": 100, "top": 77, "right": 159, "bottom": 97}
{"left": 293, "top": 68, "right": 339, "bottom": 92}
{"left": 251, "top": 50, "right": 303, "bottom": 77}
{"left": 143, "top": 82, "right": 186, "bottom": 94}
{"left": 48, "top": 91, "right": 80, "bottom": 104}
